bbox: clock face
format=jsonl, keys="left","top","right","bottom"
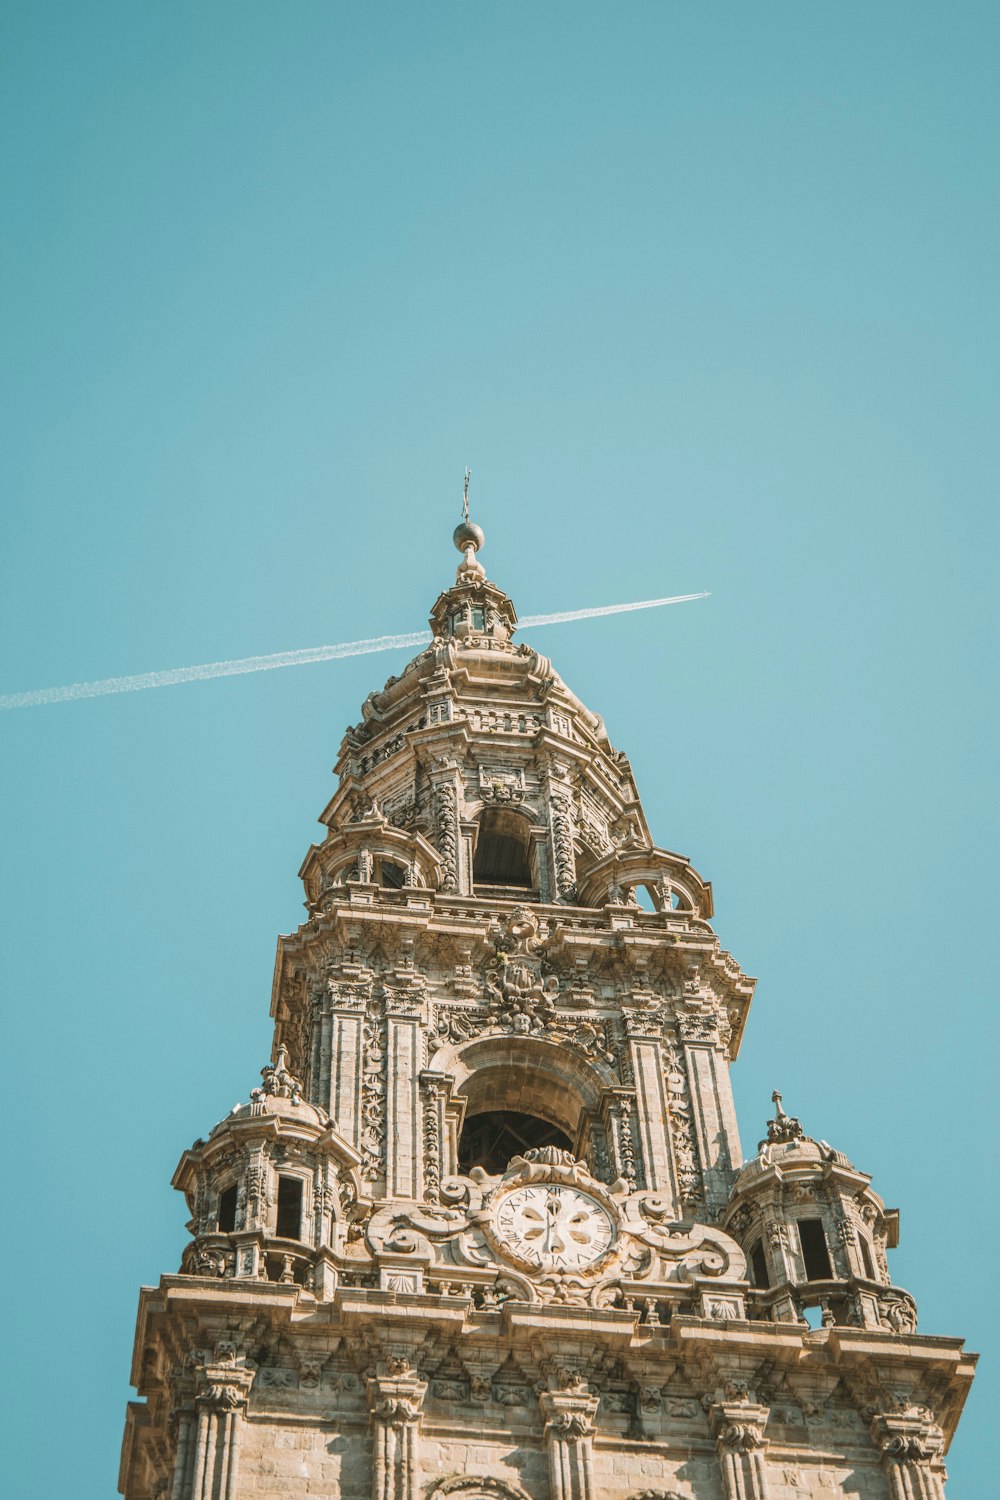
{"left": 492, "top": 1184, "right": 615, "bottom": 1271}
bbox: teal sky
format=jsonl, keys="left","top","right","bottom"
{"left": 1, "top": 3, "right": 995, "bottom": 1493}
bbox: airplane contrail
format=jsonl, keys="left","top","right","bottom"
{"left": 0, "top": 592, "right": 709, "bottom": 711}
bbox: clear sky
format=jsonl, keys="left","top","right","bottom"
{"left": 1, "top": 3, "right": 995, "bottom": 1494}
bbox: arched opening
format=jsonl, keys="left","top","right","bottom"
{"left": 574, "top": 839, "right": 601, "bottom": 889}
{"left": 458, "top": 1109, "right": 572, "bottom": 1175}
{"left": 473, "top": 808, "right": 534, "bottom": 891}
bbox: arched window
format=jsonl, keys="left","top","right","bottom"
{"left": 473, "top": 808, "right": 534, "bottom": 890}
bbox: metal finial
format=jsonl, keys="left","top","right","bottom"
{"left": 453, "top": 465, "right": 485, "bottom": 562}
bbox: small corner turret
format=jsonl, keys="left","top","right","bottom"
{"left": 721, "top": 1090, "right": 909, "bottom": 1333}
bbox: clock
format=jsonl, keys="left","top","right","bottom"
{"left": 491, "top": 1183, "right": 615, "bottom": 1272}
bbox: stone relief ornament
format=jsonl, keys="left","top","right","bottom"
{"left": 661, "top": 1035, "right": 704, "bottom": 1207}
{"left": 435, "top": 784, "right": 459, "bottom": 892}
{"left": 360, "top": 993, "right": 388, "bottom": 1184}
{"left": 549, "top": 785, "right": 577, "bottom": 899}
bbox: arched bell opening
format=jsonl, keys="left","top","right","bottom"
{"left": 440, "top": 1036, "right": 618, "bottom": 1182}
{"left": 472, "top": 807, "right": 536, "bottom": 894}
{"left": 458, "top": 1110, "right": 573, "bottom": 1175}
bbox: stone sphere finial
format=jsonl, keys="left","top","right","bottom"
{"left": 453, "top": 519, "right": 485, "bottom": 554}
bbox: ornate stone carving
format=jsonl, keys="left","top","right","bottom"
{"left": 550, "top": 786, "right": 577, "bottom": 900}
{"left": 435, "top": 784, "right": 459, "bottom": 892}
{"left": 763, "top": 1090, "right": 804, "bottom": 1145}
{"left": 662, "top": 1034, "right": 704, "bottom": 1207}
{"left": 360, "top": 992, "right": 388, "bottom": 1184}
{"left": 251, "top": 1045, "right": 303, "bottom": 1105}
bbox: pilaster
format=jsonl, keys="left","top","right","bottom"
{"left": 708, "top": 1399, "right": 770, "bottom": 1500}
{"left": 539, "top": 1389, "right": 600, "bottom": 1500}
{"left": 622, "top": 1008, "right": 678, "bottom": 1206}
{"left": 367, "top": 1371, "right": 428, "bottom": 1500}
{"left": 184, "top": 1364, "right": 254, "bottom": 1500}
{"left": 678, "top": 1008, "right": 741, "bottom": 1211}
{"left": 385, "top": 985, "right": 423, "bottom": 1199}
{"left": 871, "top": 1412, "right": 947, "bottom": 1500}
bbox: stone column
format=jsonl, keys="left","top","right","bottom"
{"left": 871, "top": 1414, "right": 947, "bottom": 1500}
{"left": 708, "top": 1400, "right": 770, "bottom": 1500}
{"left": 539, "top": 1391, "right": 600, "bottom": 1500}
{"left": 186, "top": 1365, "right": 254, "bottom": 1500}
{"left": 367, "top": 1372, "right": 427, "bottom": 1500}
{"left": 622, "top": 1009, "right": 678, "bottom": 1207}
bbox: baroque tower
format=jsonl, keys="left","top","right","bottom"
{"left": 121, "top": 518, "right": 975, "bottom": 1500}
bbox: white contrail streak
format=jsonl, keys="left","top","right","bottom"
{"left": 0, "top": 592, "right": 708, "bottom": 711}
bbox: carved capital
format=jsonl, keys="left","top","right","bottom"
{"left": 195, "top": 1364, "right": 255, "bottom": 1414}
{"left": 539, "top": 1389, "right": 600, "bottom": 1442}
{"left": 367, "top": 1374, "right": 427, "bottom": 1427}
{"left": 871, "top": 1412, "right": 944, "bottom": 1465}
{"left": 708, "top": 1400, "right": 769, "bottom": 1454}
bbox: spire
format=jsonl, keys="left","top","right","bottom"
{"left": 452, "top": 465, "right": 486, "bottom": 582}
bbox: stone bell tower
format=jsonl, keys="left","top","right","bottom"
{"left": 121, "top": 514, "right": 976, "bottom": 1500}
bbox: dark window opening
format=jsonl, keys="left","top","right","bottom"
{"left": 458, "top": 1110, "right": 572, "bottom": 1176}
{"left": 217, "top": 1183, "right": 238, "bottom": 1233}
{"left": 797, "top": 1218, "right": 833, "bottom": 1280}
{"left": 380, "top": 860, "right": 406, "bottom": 889}
{"left": 473, "top": 809, "right": 533, "bottom": 889}
{"left": 276, "top": 1176, "right": 303, "bottom": 1240}
{"left": 749, "top": 1239, "right": 770, "bottom": 1289}
{"left": 859, "top": 1236, "right": 875, "bottom": 1279}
